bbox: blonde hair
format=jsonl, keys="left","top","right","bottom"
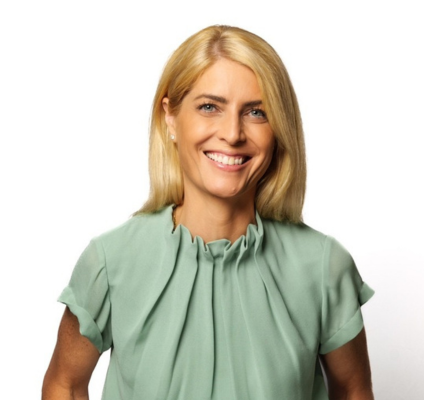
{"left": 135, "top": 25, "right": 306, "bottom": 223}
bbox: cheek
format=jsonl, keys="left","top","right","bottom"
{"left": 262, "top": 133, "right": 276, "bottom": 160}
{"left": 175, "top": 116, "right": 202, "bottom": 142}
{"left": 259, "top": 135, "right": 276, "bottom": 176}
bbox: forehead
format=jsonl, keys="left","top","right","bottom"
{"left": 187, "top": 59, "right": 262, "bottom": 100}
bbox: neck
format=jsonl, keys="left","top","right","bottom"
{"left": 174, "top": 196, "right": 256, "bottom": 244}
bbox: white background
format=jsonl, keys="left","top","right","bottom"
{"left": 1, "top": 1, "right": 423, "bottom": 399}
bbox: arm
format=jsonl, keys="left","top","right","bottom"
{"left": 42, "top": 307, "right": 101, "bottom": 400}
{"left": 320, "top": 328, "right": 374, "bottom": 400}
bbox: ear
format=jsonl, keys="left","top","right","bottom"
{"left": 162, "top": 97, "right": 177, "bottom": 139}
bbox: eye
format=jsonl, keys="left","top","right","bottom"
{"left": 198, "top": 103, "right": 217, "bottom": 113}
{"left": 249, "top": 108, "right": 267, "bottom": 119}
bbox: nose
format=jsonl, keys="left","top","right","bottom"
{"left": 217, "top": 111, "right": 245, "bottom": 145}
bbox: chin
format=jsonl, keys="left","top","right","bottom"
{"left": 204, "top": 183, "right": 252, "bottom": 201}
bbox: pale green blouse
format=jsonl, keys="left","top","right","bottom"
{"left": 58, "top": 205, "right": 374, "bottom": 400}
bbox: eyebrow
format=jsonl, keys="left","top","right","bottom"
{"left": 194, "top": 94, "right": 228, "bottom": 104}
{"left": 193, "top": 94, "right": 263, "bottom": 108}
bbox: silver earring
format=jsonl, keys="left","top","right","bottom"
{"left": 170, "top": 134, "right": 175, "bottom": 140}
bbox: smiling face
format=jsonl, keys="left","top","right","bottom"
{"left": 163, "top": 58, "right": 275, "bottom": 206}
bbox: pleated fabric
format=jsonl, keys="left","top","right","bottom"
{"left": 58, "top": 205, "right": 374, "bottom": 400}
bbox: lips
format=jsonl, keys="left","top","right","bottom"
{"left": 204, "top": 152, "right": 250, "bottom": 166}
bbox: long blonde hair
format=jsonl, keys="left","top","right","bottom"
{"left": 135, "top": 25, "right": 306, "bottom": 223}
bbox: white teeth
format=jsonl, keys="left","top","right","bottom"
{"left": 205, "top": 152, "right": 245, "bottom": 166}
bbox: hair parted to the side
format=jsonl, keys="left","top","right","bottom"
{"left": 134, "top": 25, "right": 306, "bottom": 223}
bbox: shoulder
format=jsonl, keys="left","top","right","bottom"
{"left": 261, "top": 217, "right": 330, "bottom": 254}
{"left": 262, "top": 219, "right": 357, "bottom": 272}
{"left": 92, "top": 206, "right": 172, "bottom": 252}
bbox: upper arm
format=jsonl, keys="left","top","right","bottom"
{"left": 320, "top": 327, "right": 374, "bottom": 399}
{"left": 43, "top": 307, "right": 101, "bottom": 397}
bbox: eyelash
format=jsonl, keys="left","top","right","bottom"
{"left": 197, "top": 103, "right": 267, "bottom": 119}
{"left": 250, "top": 108, "right": 267, "bottom": 118}
{"left": 198, "top": 103, "right": 217, "bottom": 112}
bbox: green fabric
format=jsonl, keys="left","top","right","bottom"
{"left": 58, "top": 205, "right": 374, "bottom": 400}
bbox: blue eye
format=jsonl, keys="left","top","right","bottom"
{"left": 250, "top": 108, "right": 267, "bottom": 119}
{"left": 199, "top": 103, "right": 217, "bottom": 112}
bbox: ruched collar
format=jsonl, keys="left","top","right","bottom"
{"left": 164, "top": 205, "right": 264, "bottom": 260}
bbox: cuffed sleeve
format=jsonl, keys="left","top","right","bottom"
{"left": 58, "top": 239, "right": 112, "bottom": 353}
{"left": 319, "top": 237, "right": 374, "bottom": 354}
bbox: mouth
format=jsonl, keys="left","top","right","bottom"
{"left": 204, "top": 151, "right": 250, "bottom": 166}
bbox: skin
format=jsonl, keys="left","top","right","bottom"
{"left": 320, "top": 328, "right": 374, "bottom": 399}
{"left": 42, "top": 59, "right": 373, "bottom": 398}
{"left": 42, "top": 307, "right": 100, "bottom": 400}
{"left": 163, "top": 59, "right": 275, "bottom": 244}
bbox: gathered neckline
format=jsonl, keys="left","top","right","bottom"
{"left": 165, "top": 205, "right": 264, "bottom": 258}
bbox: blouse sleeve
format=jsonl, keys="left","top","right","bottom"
{"left": 58, "top": 239, "right": 112, "bottom": 354}
{"left": 319, "top": 236, "right": 374, "bottom": 354}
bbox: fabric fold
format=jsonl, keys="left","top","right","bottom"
{"left": 59, "top": 289, "right": 105, "bottom": 353}
{"left": 58, "top": 205, "right": 373, "bottom": 400}
{"left": 359, "top": 282, "right": 375, "bottom": 305}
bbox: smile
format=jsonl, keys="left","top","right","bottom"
{"left": 204, "top": 152, "right": 249, "bottom": 166}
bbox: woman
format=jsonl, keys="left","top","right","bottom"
{"left": 43, "top": 25, "right": 374, "bottom": 399}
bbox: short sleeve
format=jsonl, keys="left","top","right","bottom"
{"left": 58, "top": 239, "right": 112, "bottom": 353}
{"left": 319, "top": 236, "right": 374, "bottom": 354}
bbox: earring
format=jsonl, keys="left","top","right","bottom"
{"left": 167, "top": 127, "right": 175, "bottom": 141}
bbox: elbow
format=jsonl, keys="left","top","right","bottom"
{"left": 42, "top": 371, "right": 70, "bottom": 400}
{"left": 42, "top": 369, "right": 88, "bottom": 400}
{"left": 328, "top": 385, "right": 374, "bottom": 400}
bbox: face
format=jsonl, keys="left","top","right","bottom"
{"left": 163, "top": 58, "right": 275, "bottom": 205}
